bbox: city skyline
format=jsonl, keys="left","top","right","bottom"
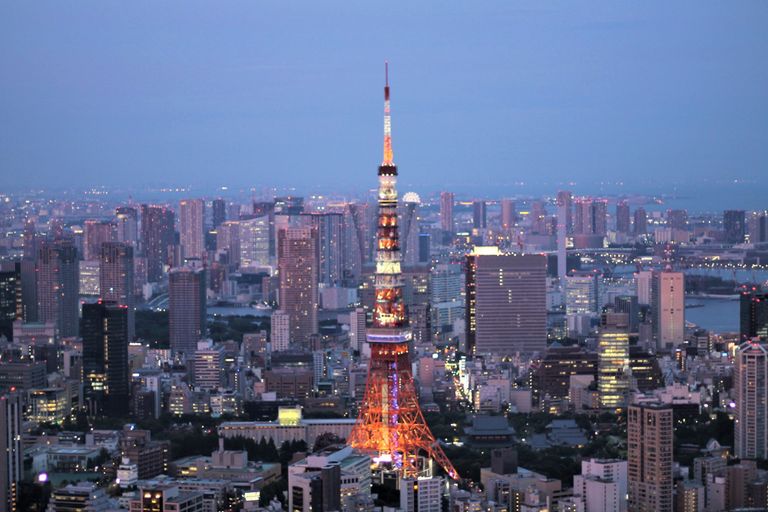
{"left": 2, "top": 4, "right": 768, "bottom": 511}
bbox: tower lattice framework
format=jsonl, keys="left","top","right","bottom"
{"left": 348, "top": 64, "right": 458, "bottom": 480}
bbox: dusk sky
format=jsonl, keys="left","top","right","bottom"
{"left": 1, "top": 2, "right": 767, "bottom": 198}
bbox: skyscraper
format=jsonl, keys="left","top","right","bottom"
{"left": 748, "top": 211, "right": 768, "bottom": 244}
{"left": 565, "top": 272, "right": 598, "bottom": 315}
{"left": 556, "top": 191, "right": 573, "bottom": 234}
{"left": 82, "top": 301, "right": 129, "bottom": 415}
{"left": 271, "top": 310, "right": 290, "bottom": 352}
{"left": 400, "top": 196, "right": 420, "bottom": 267}
{"left": 465, "top": 248, "right": 546, "bottom": 355}
{"left": 216, "top": 220, "right": 241, "bottom": 266}
{"left": 0, "top": 391, "right": 21, "bottom": 512}
{"left": 140, "top": 204, "right": 175, "bottom": 282}
{"left": 667, "top": 209, "right": 688, "bottom": 231}
{"left": 472, "top": 201, "right": 487, "bottom": 230}
{"left": 303, "top": 213, "right": 345, "bottom": 286}
{"left": 37, "top": 239, "right": 79, "bottom": 337}
{"left": 724, "top": 210, "right": 746, "bottom": 244}
{"left": 0, "top": 264, "right": 21, "bottom": 341}
{"left": 179, "top": 198, "right": 205, "bottom": 261}
{"left": 440, "top": 191, "right": 455, "bottom": 233}
{"left": 628, "top": 403, "right": 673, "bottom": 512}
{"left": 740, "top": 290, "right": 768, "bottom": 341}
{"left": 278, "top": 227, "right": 318, "bottom": 345}
{"left": 652, "top": 270, "right": 685, "bottom": 351}
{"left": 597, "top": 327, "right": 630, "bottom": 411}
{"left": 84, "top": 220, "right": 117, "bottom": 261}
{"left": 115, "top": 206, "right": 139, "bottom": 246}
{"left": 574, "top": 198, "right": 607, "bottom": 236}
{"left": 734, "top": 341, "right": 768, "bottom": 460}
{"left": 169, "top": 265, "right": 207, "bottom": 357}
{"left": 100, "top": 242, "right": 135, "bottom": 341}
{"left": 634, "top": 207, "right": 648, "bottom": 236}
{"left": 495, "top": 200, "right": 513, "bottom": 235}
{"left": 211, "top": 198, "right": 227, "bottom": 229}
{"left": 239, "top": 216, "right": 270, "bottom": 269}
{"left": 616, "top": 200, "right": 630, "bottom": 234}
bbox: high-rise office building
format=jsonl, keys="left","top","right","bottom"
{"left": 616, "top": 200, "right": 630, "bottom": 234}
{"left": 140, "top": 204, "right": 175, "bottom": 282}
{"left": 740, "top": 290, "right": 768, "bottom": 341}
{"left": 748, "top": 211, "right": 768, "bottom": 244}
{"left": 724, "top": 210, "right": 746, "bottom": 244}
{"left": 500, "top": 198, "right": 516, "bottom": 231}
{"left": 239, "top": 216, "right": 270, "bottom": 269}
{"left": 628, "top": 403, "right": 673, "bottom": 512}
{"left": 193, "top": 340, "right": 225, "bottom": 390}
{"left": 115, "top": 206, "right": 139, "bottom": 247}
{"left": 211, "top": 198, "right": 227, "bottom": 229}
{"left": 179, "top": 198, "right": 205, "bottom": 261}
{"left": 271, "top": 310, "right": 291, "bottom": 352}
{"left": 472, "top": 200, "right": 487, "bottom": 230}
{"left": 598, "top": 328, "right": 630, "bottom": 411}
{"left": 82, "top": 301, "right": 129, "bottom": 415}
{"left": 556, "top": 191, "right": 573, "bottom": 234}
{"left": 0, "top": 264, "right": 21, "bottom": 341}
{"left": 278, "top": 227, "right": 318, "bottom": 345}
{"left": 400, "top": 197, "right": 420, "bottom": 266}
{"left": 529, "top": 201, "right": 548, "bottom": 235}
{"left": 169, "top": 265, "right": 207, "bottom": 357}
{"left": 216, "top": 220, "right": 241, "bottom": 266}
{"left": 465, "top": 248, "right": 546, "bottom": 355}
{"left": 667, "top": 209, "right": 688, "bottom": 231}
{"left": 440, "top": 192, "right": 455, "bottom": 233}
{"left": 734, "top": 341, "right": 768, "bottom": 459}
{"left": 37, "top": 239, "right": 79, "bottom": 337}
{"left": 565, "top": 272, "right": 598, "bottom": 315}
{"left": 0, "top": 391, "right": 21, "bottom": 512}
{"left": 652, "top": 270, "right": 685, "bottom": 351}
{"left": 634, "top": 207, "right": 648, "bottom": 236}
{"left": 84, "top": 220, "right": 117, "bottom": 261}
{"left": 574, "top": 198, "right": 608, "bottom": 236}
{"left": 303, "top": 213, "right": 345, "bottom": 286}
{"left": 100, "top": 242, "right": 135, "bottom": 341}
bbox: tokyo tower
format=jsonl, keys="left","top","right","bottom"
{"left": 348, "top": 64, "right": 458, "bottom": 480}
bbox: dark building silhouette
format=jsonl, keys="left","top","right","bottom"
{"left": 0, "top": 263, "right": 22, "bottom": 341}
{"left": 100, "top": 242, "right": 135, "bottom": 341}
{"left": 616, "top": 200, "right": 631, "bottom": 234}
{"left": 140, "top": 204, "right": 175, "bottom": 283}
{"left": 634, "top": 207, "right": 648, "bottom": 236}
{"left": 472, "top": 201, "right": 487, "bottom": 229}
{"left": 532, "top": 344, "right": 597, "bottom": 403}
{"left": 169, "top": 265, "right": 207, "bottom": 357}
{"left": 212, "top": 198, "right": 227, "bottom": 229}
{"left": 36, "top": 239, "right": 79, "bottom": 337}
{"left": 82, "top": 301, "right": 129, "bottom": 416}
{"left": 724, "top": 210, "right": 746, "bottom": 244}
{"left": 0, "top": 392, "right": 22, "bottom": 512}
{"left": 741, "top": 290, "right": 768, "bottom": 341}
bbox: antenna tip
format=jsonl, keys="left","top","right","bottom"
{"left": 385, "top": 61, "right": 389, "bottom": 87}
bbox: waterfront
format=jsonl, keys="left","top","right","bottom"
{"left": 685, "top": 296, "right": 739, "bottom": 333}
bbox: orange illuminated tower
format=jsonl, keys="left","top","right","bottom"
{"left": 348, "top": 64, "right": 458, "bottom": 480}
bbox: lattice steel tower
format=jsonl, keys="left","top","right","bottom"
{"left": 348, "top": 64, "right": 458, "bottom": 480}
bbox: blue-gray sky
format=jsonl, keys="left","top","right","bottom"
{"left": 1, "top": 1, "right": 767, "bottom": 197}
